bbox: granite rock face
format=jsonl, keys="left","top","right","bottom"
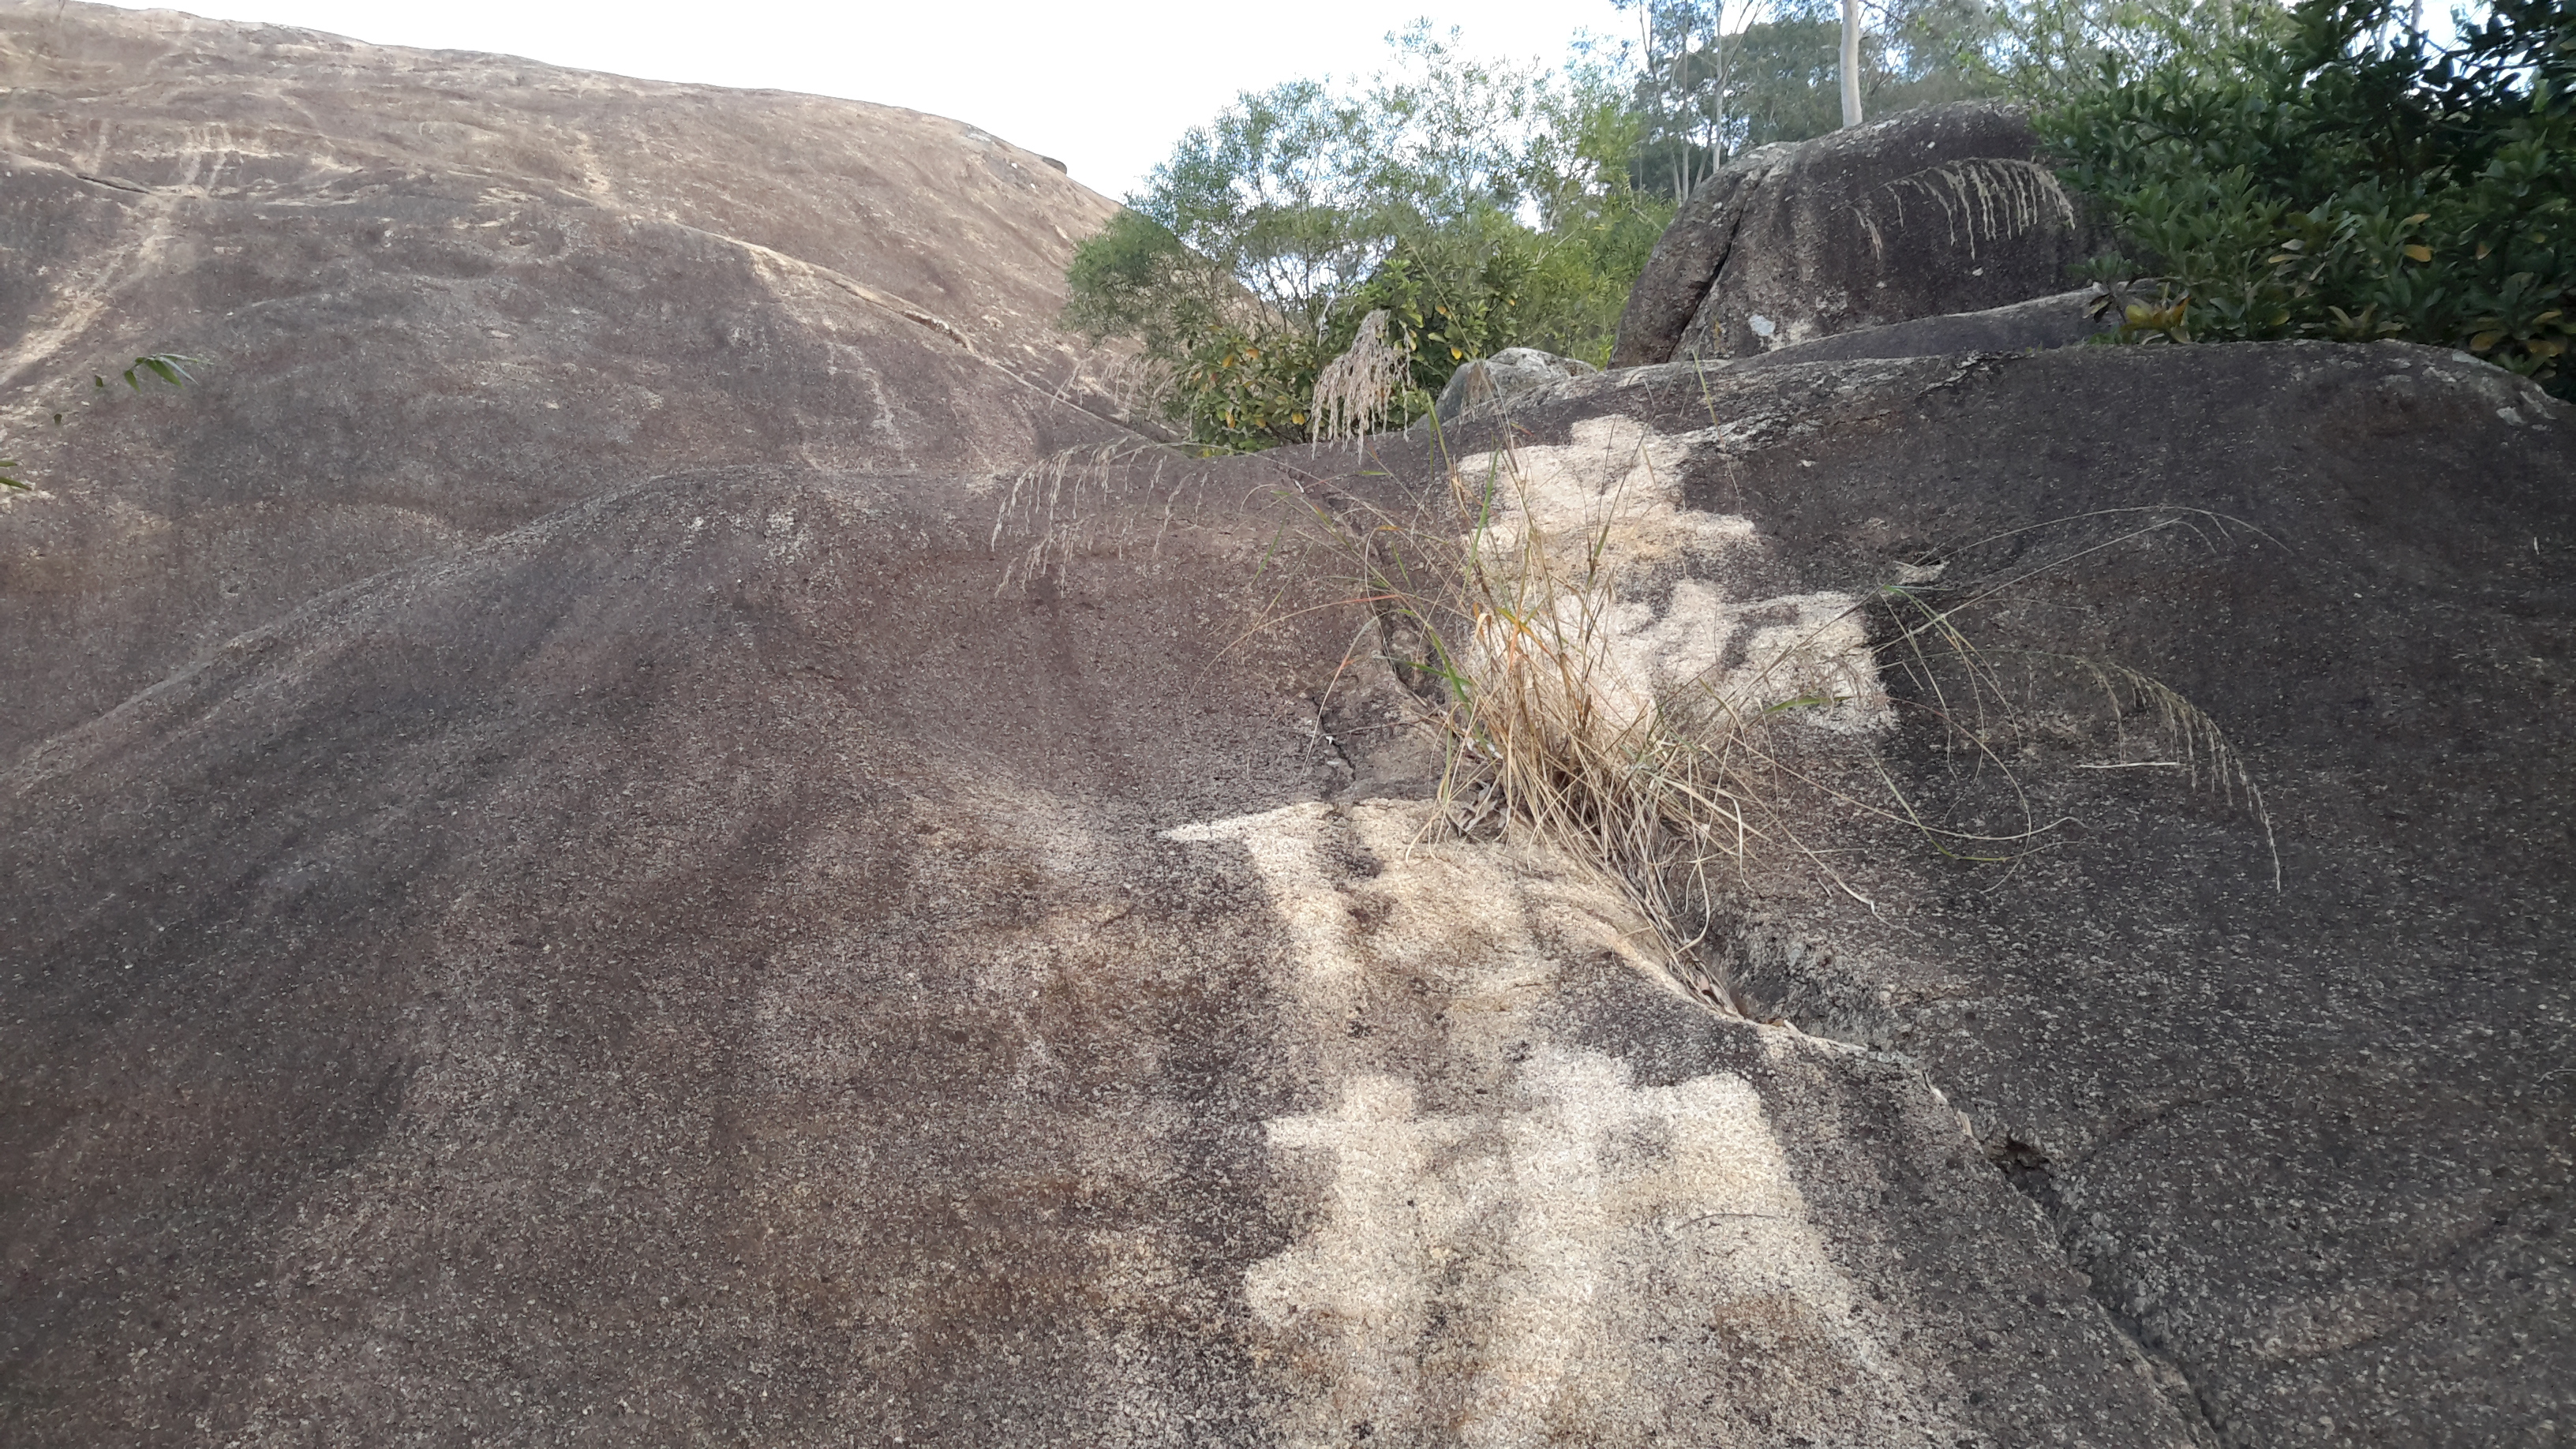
{"left": 6, "top": 6, "right": 2572, "bottom": 1447}
{"left": 0, "top": 0, "right": 1133, "bottom": 755}
{"left": 1730, "top": 286, "right": 2111, "bottom": 369}
{"left": 1611, "top": 103, "right": 2095, "bottom": 367}
{"left": 1324, "top": 340, "right": 2576, "bottom": 1447}
{"left": 0, "top": 454, "right": 2203, "bottom": 1447}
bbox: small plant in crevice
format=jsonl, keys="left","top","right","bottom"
{"left": 95, "top": 352, "right": 206, "bottom": 395}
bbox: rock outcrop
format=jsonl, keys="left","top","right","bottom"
{"left": 1732, "top": 286, "right": 2111, "bottom": 369}
{"left": 1611, "top": 103, "right": 2095, "bottom": 367}
{"left": 0, "top": 456, "right": 2204, "bottom": 1443}
{"left": 6, "top": 6, "right": 2572, "bottom": 1448}
{"left": 0, "top": 0, "right": 1132, "bottom": 756}
{"left": 1305, "top": 341, "right": 2576, "bottom": 1446}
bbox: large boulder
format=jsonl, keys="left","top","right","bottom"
{"left": 0, "top": 1, "right": 1132, "bottom": 757}
{"left": 1611, "top": 103, "right": 2095, "bottom": 367}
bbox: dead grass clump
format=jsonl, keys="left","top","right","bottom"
{"left": 1286, "top": 438, "right": 2282, "bottom": 1016}
{"left": 1309, "top": 309, "right": 1410, "bottom": 448}
{"left": 1295, "top": 438, "right": 1907, "bottom": 1015}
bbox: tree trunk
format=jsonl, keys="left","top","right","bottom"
{"left": 1840, "top": 0, "right": 1864, "bottom": 129}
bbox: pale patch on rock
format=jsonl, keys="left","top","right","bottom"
{"left": 1166, "top": 801, "right": 1972, "bottom": 1447}
{"left": 1452, "top": 415, "right": 1890, "bottom": 737}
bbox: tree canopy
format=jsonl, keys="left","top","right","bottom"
{"left": 1069, "top": 0, "right": 2571, "bottom": 453}
{"left": 1065, "top": 2, "right": 2293, "bottom": 452}
{"left": 1064, "top": 25, "right": 1671, "bottom": 451}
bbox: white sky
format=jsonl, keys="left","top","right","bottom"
{"left": 156, "top": 1, "right": 1634, "bottom": 200}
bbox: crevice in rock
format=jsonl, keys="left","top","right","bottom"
{"left": 1614, "top": 154, "right": 1780, "bottom": 367}
{"left": 1984, "top": 1134, "right": 2063, "bottom": 1215}
{"left": 1672, "top": 160, "right": 1777, "bottom": 364}
{"left": 1723, "top": 922, "right": 2233, "bottom": 1447}
{"left": 1979, "top": 1136, "right": 2233, "bottom": 1447}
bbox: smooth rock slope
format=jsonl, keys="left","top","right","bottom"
{"left": 1, "top": 457, "right": 2201, "bottom": 1446}
{"left": 0, "top": 0, "right": 1130, "bottom": 755}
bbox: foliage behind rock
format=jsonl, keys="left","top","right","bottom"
{"left": 1061, "top": 27, "right": 1672, "bottom": 452}
{"left": 2044, "top": 0, "right": 2576, "bottom": 396}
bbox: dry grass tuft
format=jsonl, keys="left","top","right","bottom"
{"left": 2061, "top": 657, "right": 2279, "bottom": 888}
{"left": 1309, "top": 309, "right": 1410, "bottom": 448}
{"left": 1282, "top": 437, "right": 2283, "bottom": 1015}
{"left": 990, "top": 440, "right": 1208, "bottom": 594}
{"left": 1294, "top": 436, "right": 1915, "bottom": 1015}
{"left": 1869, "top": 508, "right": 2284, "bottom": 888}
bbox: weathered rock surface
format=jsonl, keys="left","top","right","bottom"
{"left": 1732, "top": 286, "right": 2110, "bottom": 369}
{"left": 0, "top": 0, "right": 1132, "bottom": 755}
{"left": 1325, "top": 340, "right": 2576, "bottom": 1446}
{"left": 6, "top": 6, "right": 2571, "bottom": 1448}
{"left": 1611, "top": 103, "right": 2094, "bottom": 367}
{"left": 1, "top": 455, "right": 2203, "bottom": 1446}
{"left": 0, "top": 17, "right": 2224, "bottom": 1442}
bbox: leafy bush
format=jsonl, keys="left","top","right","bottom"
{"left": 1064, "top": 27, "right": 1671, "bottom": 452}
{"left": 1073, "top": 0, "right": 2443, "bottom": 452}
{"left": 1971, "top": 0, "right": 2293, "bottom": 103}
{"left": 2042, "top": 0, "right": 2575, "bottom": 395}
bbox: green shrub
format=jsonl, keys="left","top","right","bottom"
{"left": 1063, "top": 27, "right": 1671, "bottom": 453}
{"left": 2042, "top": 0, "right": 2575, "bottom": 395}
